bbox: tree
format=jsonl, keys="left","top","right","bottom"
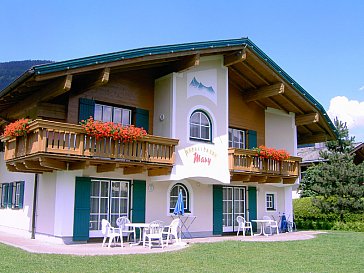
{"left": 299, "top": 118, "right": 364, "bottom": 221}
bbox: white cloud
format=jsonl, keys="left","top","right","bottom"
{"left": 359, "top": 86, "right": 364, "bottom": 91}
{"left": 327, "top": 96, "right": 364, "bottom": 130}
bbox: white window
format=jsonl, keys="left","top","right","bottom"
{"left": 190, "top": 110, "right": 211, "bottom": 142}
{"left": 229, "top": 128, "right": 246, "bottom": 149}
{"left": 94, "top": 103, "right": 131, "bottom": 125}
{"left": 266, "top": 193, "right": 276, "bottom": 211}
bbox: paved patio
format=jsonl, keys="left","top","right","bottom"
{"left": 0, "top": 230, "right": 324, "bottom": 256}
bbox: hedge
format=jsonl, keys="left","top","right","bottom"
{"left": 293, "top": 197, "right": 364, "bottom": 232}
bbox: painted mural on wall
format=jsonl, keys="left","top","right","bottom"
{"left": 187, "top": 69, "right": 217, "bottom": 104}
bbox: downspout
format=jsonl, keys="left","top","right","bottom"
{"left": 31, "top": 173, "right": 38, "bottom": 239}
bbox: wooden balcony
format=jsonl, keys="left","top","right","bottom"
{"left": 228, "top": 148, "right": 301, "bottom": 184}
{"left": 2, "top": 119, "right": 179, "bottom": 176}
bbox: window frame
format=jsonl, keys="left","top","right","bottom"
{"left": 169, "top": 183, "right": 190, "bottom": 213}
{"left": 228, "top": 127, "right": 247, "bottom": 149}
{"left": 189, "top": 110, "right": 212, "bottom": 142}
{"left": 94, "top": 103, "right": 132, "bottom": 126}
{"left": 265, "top": 193, "right": 276, "bottom": 211}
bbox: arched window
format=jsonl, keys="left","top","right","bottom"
{"left": 189, "top": 110, "right": 212, "bottom": 142}
{"left": 169, "top": 183, "right": 190, "bottom": 213}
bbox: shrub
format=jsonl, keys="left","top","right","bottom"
{"left": 294, "top": 197, "right": 364, "bottom": 231}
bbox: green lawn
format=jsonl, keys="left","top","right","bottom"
{"left": 0, "top": 232, "right": 363, "bottom": 273}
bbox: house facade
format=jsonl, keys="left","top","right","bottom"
{"left": 0, "top": 38, "right": 337, "bottom": 243}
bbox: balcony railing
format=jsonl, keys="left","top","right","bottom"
{"left": 2, "top": 119, "right": 179, "bottom": 173}
{"left": 228, "top": 148, "right": 301, "bottom": 179}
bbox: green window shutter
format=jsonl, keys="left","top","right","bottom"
{"left": 213, "top": 185, "right": 223, "bottom": 235}
{"left": 134, "top": 108, "right": 149, "bottom": 132}
{"left": 248, "top": 130, "right": 257, "bottom": 149}
{"left": 73, "top": 177, "right": 91, "bottom": 241}
{"left": 7, "top": 183, "right": 13, "bottom": 208}
{"left": 3, "top": 184, "right": 9, "bottom": 208}
{"left": 248, "top": 186, "right": 257, "bottom": 231}
{"left": 132, "top": 180, "right": 146, "bottom": 224}
{"left": 78, "top": 98, "right": 95, "bottom": 123}
{"left": 18, "top": 181, "right": 25, "bottom": 209}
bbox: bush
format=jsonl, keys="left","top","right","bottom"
{"left": 332, "top": 221, "right": 364, "bottom": 232}
{"left": 294, "top": 197, "right": 364, "bottom": 231}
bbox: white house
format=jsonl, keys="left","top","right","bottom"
{"left": 0, "top": 38, "right": 337, "bottom": 243}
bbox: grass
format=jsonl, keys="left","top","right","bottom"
{"left": 0, "top": 231, "right": 363, "bottom": 273}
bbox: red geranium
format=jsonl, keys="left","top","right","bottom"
{"left": 2, "top": 118, "right": 32, "bottom": 138}
{"left": 80, "top": 117, "right": 147, "bottom": 143}
{"left": 254, "top": 145, "right": 290, "bottom": 161}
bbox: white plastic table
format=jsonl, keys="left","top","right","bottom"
{"left": 124, "top": 223, "right": 150, "bottom": 246}
{"left": 170, "top": 215, "right": 196, "bottom": 239}
{"left": 251, "top": 219, "right": 273, "bottom": 236}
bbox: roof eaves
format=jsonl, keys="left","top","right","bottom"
{"left": 244, "top": 40, "right": 338, "bottom": 139}
{"left": 32, "top": 38, "right": 251, "bottom": 76}
{"left": 0, "top": 69, "right": 35, "bottom": 98}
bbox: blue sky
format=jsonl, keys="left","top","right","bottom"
{"left": 1, "top": 0, "right": 363, "bottom": 141}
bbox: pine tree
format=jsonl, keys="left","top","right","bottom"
{"left": 299, "top": 118, "right": 364, "bottom": 221}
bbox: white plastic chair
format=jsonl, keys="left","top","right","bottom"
{"left": 236, "top": 216, "right": 253, "bottom": 236}
{"left": 116, "top": 216, "right": 136, "bottom": 242}
{"left": 162, "top": 218, "right": 181, "bottom": 246}
{"left": 263, "top": 216, "right": 279, "bottom": 235}
{"left": 143, "top": 220, "right": 165, "bottom": 249}
{"left": 101, "top": 219, "right": 122, "bottom": 248}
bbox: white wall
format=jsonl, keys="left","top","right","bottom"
{"left": 265, "top": 108, "right": 297, "bottom": 155}
{"left": 146, "top": 179, "right": 213, "bottom": 235}
{"left": 0, "top": 153, "right": 35, "bottom": 235}
{"left": 153, "top": 56, "right": 230, "bottom": 184}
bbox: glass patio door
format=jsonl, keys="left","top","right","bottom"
{"left": 223, "top": 186, "right": 246, "bottom": 232}
{"left": 89, "top": 179, "right": 130, "bottom": 237}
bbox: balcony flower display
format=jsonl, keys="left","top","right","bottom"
{"left": 2, "top": 118, "right": 32, "bottom": 138}
{"left": 80, "top": 117, "right": 147, "bottom": 143}
{"left": 254, "top": 145, "right": 290, "bottom": 161}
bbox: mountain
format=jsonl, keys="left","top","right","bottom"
{"left": 0, "top": 60, "right": 54, "bottom": 90}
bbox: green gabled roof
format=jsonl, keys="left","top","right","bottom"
{"left": 0, "top": 38, "right": 337, "bottom": 136}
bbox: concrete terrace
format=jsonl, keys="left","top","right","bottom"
{"left": 0, "top": 230, "right": 324, "bottom": 256}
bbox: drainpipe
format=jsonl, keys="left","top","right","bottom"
{"left": 31, "top": 173, "right": 38, "bottom": 239}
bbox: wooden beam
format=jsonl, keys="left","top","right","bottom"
{"left": 40, "top": 158, "right": 67, "bottom": 170}
{"left": 41, "top": 74, "right": 73, "bottom": 102}
{"left": 148, "top": 167, "right": 172, "bottom": 176}
{"left": 99, "top": 67, "right": 110, "bottom": 85}
{"left": 24, "top": 160, "right": 53, "bottom": 172}
{"left": 244, "top": 83, "right": 285, "bottom": 102}
{"left": 230, "top": 67, "right": 257, "bottom": 89}
{"left": 298, "top": 132, "right": 328, "bottom": 144}
{"left": 224, "top": 51, "right": 246, "bottom": 66}
{"left": 296, "top": 113, "right": 319, "bottom": 126}
{"left": 266, "top": 177, "right": 283, "bottom": 183}
{"left": 6, "top": 164, "right": 18, "bottom": 172}
{"left": 69, "top": 161, "right": 89, "bottom": 170}
{"left": 123, "top": 166, "right": 144, "bottom": 175}
{"left": 230, "top": 174, "right": 251, "bottom": 182}
{"left": 240, "top": 61, "right": 270, "bottom": 85}
{"left": 283, "top": 177, "right": 297, "bottom": 184}
{"left": 250, "top": 175, "right": 267, "bottom": 183}
{"left": 174, "top": 54, "right": 200, "bottom": 72}
{"left": 97, "top": 163, "right": 117, "bottom": 173}
{"left": 3, "top": 75, "right": 73, "bottom": 117}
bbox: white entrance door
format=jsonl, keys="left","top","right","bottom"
{"left": 223, "top": 186, "right": 246, "bottom": 232}
{"left": 89, "top": 179, "right": 130, "bottom": 238}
